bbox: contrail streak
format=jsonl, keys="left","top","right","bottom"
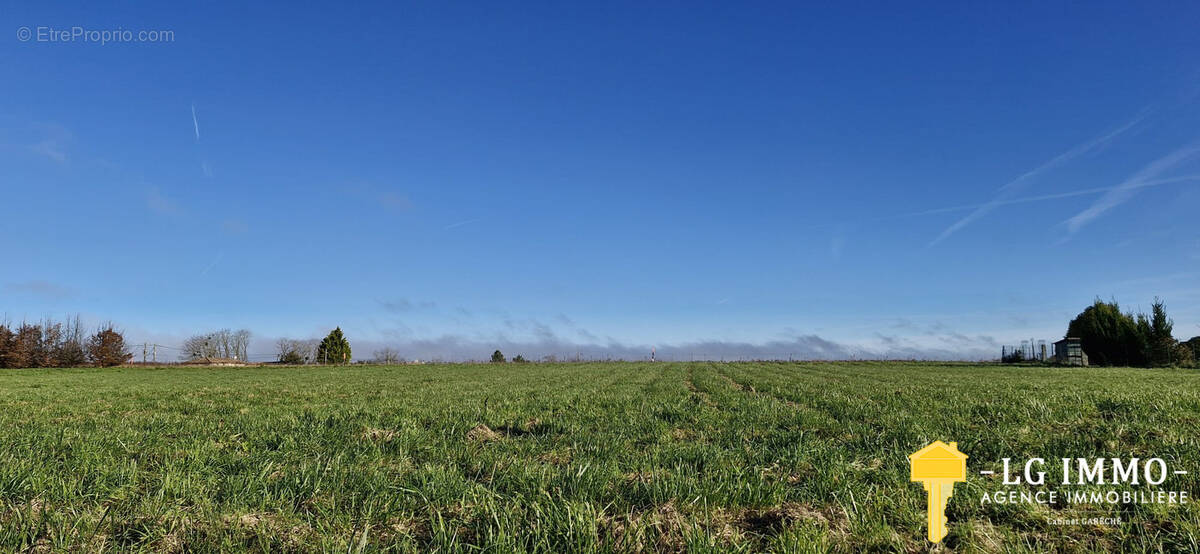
{"left": 199, "top": 251, "right": 223, "bottom": 276}
{"left": 1064, "top": 142, "right": 1200, "bottom": 234}
{"left": 929, "top": 111, "right": 1147, "bottom": 246}
{"left": 191, "top": 103, "right": 200, "bottom": 141}
{"left": 795, "top": 174, "right": 1200, "bottom": 232}
{"left": 903, "top": 175, "right": 1200, "bottom": 219}
{"left": 444, "top": 218, "right": 481, "bottom": 230}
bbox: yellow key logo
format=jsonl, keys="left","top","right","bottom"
{"left": 909, "top": 441, "right": 968, "bottom": 543}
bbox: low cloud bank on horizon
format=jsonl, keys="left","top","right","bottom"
{"left": 228, "top": 332, "right": 1001, "bottom": 363}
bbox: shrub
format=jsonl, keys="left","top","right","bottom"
{"left": 1187, "top": 337, "right": 1200, "bottom": 362}
{"left": 278, "top": 349, "right": 306, "bottom": 365}
{"left": 491, "top": 350, "right": 506, "bottom": 363}
{"left": 1172, "top": 342, "right": 1195, "bottom": 368}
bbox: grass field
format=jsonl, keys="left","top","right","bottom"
{"left": 1, "top": 362, "right": 1198, "bottom": 552}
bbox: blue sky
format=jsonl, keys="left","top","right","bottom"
{"left": 3, "top": 2, "right": 1199, "bottom": 360}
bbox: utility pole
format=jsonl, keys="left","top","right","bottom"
{"left": 152, "top": 344, "right": 156, "bottom": 363}
{"left": 143, "top": 342, "right": 147, "bottom": 364}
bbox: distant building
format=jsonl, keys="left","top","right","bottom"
{"left": 1053, "top": 338, "right": 1088, "bottom": 366}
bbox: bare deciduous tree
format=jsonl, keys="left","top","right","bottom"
{"left": 277, "top": 338, "right": 319, "bottom": 364}
{"left": 181, "top": 328, "right": 253, "bottom": 361}
{"left": 277, "top": 338, "right": 308, "bottom": 364}
{"left": 181, "top": 334, "right": 219, "bottom": 360}
{"left": 57, "top": 314, "right": 88, "bottom": 367}
{"left": 37, "top": 318, "right": 62, "bottom": 368}
{"left": 233, "top": 329, "right": 251, "bottom": 361}
{"left": 373, "top": 347, "right": 401, "bottom": 364}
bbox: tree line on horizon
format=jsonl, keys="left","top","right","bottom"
{"left": 4, "top": 301, "right": 1200, "bottom": 369}
{"left": 0, "top": 318, "right": 357, "bottom": 368}
{"left": 274, "top": 328, "right": 352, "bottom": 365}
{"left": 179, "top": 327, "right": 353, "bottom": 365}
{"left": 1065, "top": 298, "right": 1199, "bottom": 367}
{"left": 0, "top": 315, "right": 131, "bottom": 368}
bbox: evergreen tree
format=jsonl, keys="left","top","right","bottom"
{"left": 1145, "top": 297, "right": 1175, "bottom": 366}
{"left": 1134, "top": 313, "right": 1153, "bottom": 366}
{"left": 1149, "top": 297, "right": 1174, "bottom": 341}
{"left": 0, "top": 325, "right": 14, "bottom": 369}
{"left": 86, "top": 326, "right": 131, "bottom": 367}
{"left": 491, "top": 350, "right": 506, "bottom": 363}
{"left": 316, "top": 327, "right": 352, "bottom": 364}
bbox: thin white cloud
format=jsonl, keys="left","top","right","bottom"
{"left": 221, "top": 219, "right": 249, "bottom": 234}
{"left": 3, "top": 280, "right": 73, "bottom": 300}
{"left": 379, "top": 192, "right": 412, "bottom": 212}
{"left": 378, "top": 298, "right": 438, "bottom": 313}
{"left": 830, "top": 235, "right": 845, "bottom": 259}
{"left": 30, "top": 139, "right": 67, "bottom": 163}
{"left": 146, "top": 187, "right": 180, "bottom": 215}
{"left": 1064, "top": 141, "right": 1200, "bottom": 234}
{"left": 27, "top": 122, "right": 73, "bottom": 163}
{"left": 191, "top": 103, "right": 200, "bottom": 141}
{"left": 929, "top": 113, "right": 1146, "bottom": 246}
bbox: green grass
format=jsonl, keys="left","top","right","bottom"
{"left": 0, "top": 362, "right": 1197, "bottom": 552}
